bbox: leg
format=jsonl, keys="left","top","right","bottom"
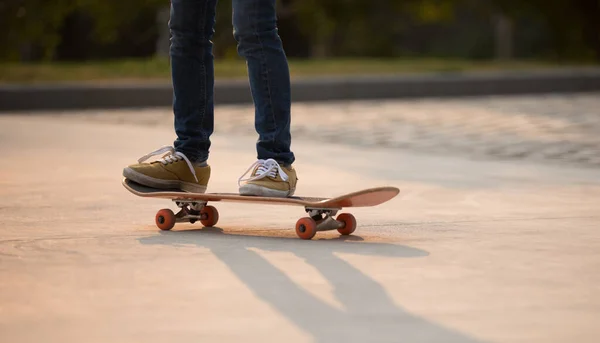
{"left": 232, "top": 0, "right": 295, "bottom": 166}
{"left": 122, "top": 0, "right": 215, "bottom": 193}
{"left": 170, "top": 0, "right": 218, "bottom": 164}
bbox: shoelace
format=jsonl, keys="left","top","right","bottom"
{"left": 137, "top": 146, "right": 198, "bottom": 182}
{"left": 238, "top": 158, "right": 288, "bottom": 187}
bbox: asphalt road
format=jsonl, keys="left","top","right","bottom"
{"left": 1, "top": 95, "right": 599, "bottom": 342}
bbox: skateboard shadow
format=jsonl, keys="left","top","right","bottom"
{"left": 138, "top": 228, "right": 487, "bottom": 343}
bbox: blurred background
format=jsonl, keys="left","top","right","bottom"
{"left": 1, "top": 0, "right": 598, "bottom": 83}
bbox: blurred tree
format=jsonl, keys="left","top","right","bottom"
{"left": 74, "top": 0, "right": 164, "bottom": 44}
{"left": 491, "top": 0, "right": 600, "bottom": 60}
{"left": 0, "top": 0, "right": 597, "bottom": 62}
{"left": 0, "top": 0, "right": 75, "bottom": 61}
{"left": 55, "top": 3, "right": 161, "bottom": 60}
{"left": 290, "top": 0, "right": 336, "bottom": 58}
{"left": 0, "top": 0, "right": 165, "bottom": 61}
{"left": 289, "top": 0, "right": 458, "bottom": 58}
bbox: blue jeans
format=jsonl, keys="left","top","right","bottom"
{"left": 169, "top": 0, "right": 295, "bottom": 166}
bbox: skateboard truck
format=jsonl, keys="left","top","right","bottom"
{"left": 296, "top": 207, "right": 356, "bottom": 240}
{"left": 156, "top": 200, "right": 355, "bottom": 240}
{"left": 154, "top": 200, "right": 219, "bottom": 231}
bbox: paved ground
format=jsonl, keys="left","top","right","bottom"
{"left": 1, "top": 94, "right": 599, "bottom": 342}
{"left": 64, "top": 92, "right": 600, "bottom": 168}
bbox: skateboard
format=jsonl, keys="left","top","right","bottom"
{"left": 122, "top": 178, "right": 400, "bottom": 240}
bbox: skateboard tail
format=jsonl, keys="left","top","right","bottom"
{"left": 320, "top": 187, "right": 400, "bottom": 208}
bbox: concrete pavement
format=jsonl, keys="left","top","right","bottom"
{"left": 62, "top": 92, "right": 600, "bottom": 168}
{"left": 0, "top": 98, "right": 599, "bottom": 342}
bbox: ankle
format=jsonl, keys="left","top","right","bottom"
{"left": 194, "top": 160, "right": 208, "bottom": 168}
{"left": 277, "top": 161, "right": 292, "bottom": 169}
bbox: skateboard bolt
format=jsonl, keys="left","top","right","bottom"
{"left": 157, "top": 216, "right": 165, "bottom": 224}
{"left": 298, "top": 224, "right": 306, "bottom": 233}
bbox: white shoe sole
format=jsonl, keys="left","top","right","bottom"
{"left": 123, "top": 167, "right": 207, "bottom": 193}
{"left": 239, "top": 183, "right": 295, "bottom": 197}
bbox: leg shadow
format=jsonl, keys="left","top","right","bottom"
{"left": 138, "top": 229, "right": 487, "bottom": 343}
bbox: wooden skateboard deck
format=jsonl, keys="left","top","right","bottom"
{"left": 122, "top": 178, "right": 400, "bottom": 240}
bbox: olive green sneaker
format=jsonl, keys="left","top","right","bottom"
{"left": 123, "top": 146, "right": 210, "bottom": 193}
{"left": 238, "top": 159, "right": 297, "bottom": 197}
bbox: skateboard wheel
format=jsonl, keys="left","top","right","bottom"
{"left": 200, "top": 205, "right": 219, "bottom": 227}
{"left": 295, "top": 217, "right": 317, "bottom": 240}
{"left": 156, "top": 209, "right": 176, "bottom": 231}
{"left": 336, "top": 213, "right": 356, "bottom": 235}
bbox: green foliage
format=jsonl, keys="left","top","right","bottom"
{"left": 0, "top": 0, "right": 75, "bottom": 60}
{"left": 0, "top": 0, "right": 597, "bottom": 62}
{"left": 489, "top": 0, "right": 599, "bottom": 60}
{"left": 290, "top": 0, "right": 336, "bottom": 57}
{"left": 0, "top": 0, "right": 166, "bottom": 61}
{"left": 408, "top": 0, "right": 455, "bottom": 23}
{"left": 74, "top": 0, "right": 165, "bottom": 43}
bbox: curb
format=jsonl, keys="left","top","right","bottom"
{"left": 1, "top": 68, "right": 600, "bottom": 112}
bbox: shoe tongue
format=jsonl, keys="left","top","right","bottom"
{"left": 255, "top": 166, "right": 268, "bottom": 175}
{"left": 255, "top": 163, "right": 275, "bottom": 177}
